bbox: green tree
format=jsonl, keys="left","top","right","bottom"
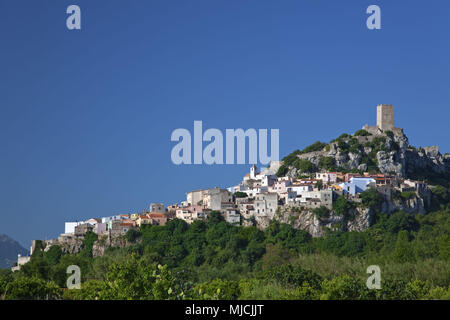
{"left": 293, "top": 159, "right": 315, "bottom": 173}
{"left": 234, "top": 191, "right": 248, "bottom": 198}
{"left": 361, "top": 188, "right": 383, "bottom": 210}
{"left": 354, "top": 129, "right": 371, "bottom": 136}
{"left": 80, "top": 231, "right": 98, "bottom": 258}
{"left": 318, "top": 157, "right": 336, "bottom": 171}
{"left": 333, "top": 196, "right": 354, "bottom": 218}
{"left": 301, "top": 141, "right": 327, "bottom": 154}
{"left": 320, "top": 275, "right": 368, "bottom": 300}
{"left": 313, "top": 206, "right": 330, "bottom": 220}
{"left": 125, "top": 229, "right": 142, "bottom": 243}
{"left": 192, "top": 279, "right": 240, "bottom": 300}
{"left": 393, "top": 230, "right": 415, "bottom": 263}
{"left": 438, "top": 234, "right": 450, "bottom": 261}
{"left": 99, "top": 254, "right": 180, "bottom": 300}
{"left": 44, "top": 245, "right": 62, "bottom": 265}
{"left": 4, "top": 276, "right": 61, "bottom": 300}
{"left": 261, "top": 243, "right": 293, "bottom": 270}
{"left": 262, "top": 264, "right": 322, "bottom": 289}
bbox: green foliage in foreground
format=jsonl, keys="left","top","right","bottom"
{"left": 1, "top": 209, "right": 449, "bottom": 300}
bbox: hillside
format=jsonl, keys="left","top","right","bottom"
{"left": 0, "top": 235, "right": 28, "bottom": 269}
{"left": 1, "top": 117, "right": 449, "bottom": 300}
{"left": 276, "top": 128, "right": 450, "bottom": 186}
{"left": 1, "top": 210, "right": 449, "bottom": 300}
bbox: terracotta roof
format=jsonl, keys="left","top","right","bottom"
{"left": 120, "top": 222, "right": 136, "bottom": 227}
{"left": 148, "top": 213, "right": 166, "bottom": 218}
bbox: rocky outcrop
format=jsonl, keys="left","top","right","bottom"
{"left": 246, "top": 189, "right": 430, "bottom": 236}
{"left": 263, "top": 206, "right": 374, "bottom": 237}
{"left": 284, "top": 128, "right": 449, "bottom": 179}
{"left": 346, "top": 207, "right": 373, "bottom": 232}
{"left": 44, "top": 234, "right": 85, "bottom": 255}
{"left": 92, "top": 233, "right": 130, "bottom": 257}
{"left": 41, "top": 232, "right": 134, "bottom": 258}
{"left": 405, "top": 147, "right": 450, "bottom": 177}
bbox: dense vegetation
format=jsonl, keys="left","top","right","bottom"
{"left": 277, "top": 141, "right": 327, "bottom": 176}
{"left": 1, "top": 206, "right": 449, "bottom": 300}
{"left": 276, "top": 132, "right": 389, "bottom": 176}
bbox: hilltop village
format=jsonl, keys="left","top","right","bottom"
{"left": 13, "top": 105, "right": 449, "bottom": 270}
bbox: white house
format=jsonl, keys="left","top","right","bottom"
{"left": 339, "top": 177, "right": 376, "bottom": 196}
{"left": 224, "top": 209, "right": 240, "bottom": 225}
{"left": 288, "top": 183, "right": 313, "bottom": 195}
{"left": 64, "top": 221, "right": 84, "bottom": 234}
{"left": 315, "top": 172, "right": 338, "bottom": 184}
{"left": 253, "top": 192, "right": 278, "bottom": 217}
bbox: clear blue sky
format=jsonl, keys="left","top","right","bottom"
{"left": 1, "top": 1, "right": 449, "bottom": 248}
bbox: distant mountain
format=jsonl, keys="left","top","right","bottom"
{"left": 0, "top": 234, "right": 28, "bottom": 269}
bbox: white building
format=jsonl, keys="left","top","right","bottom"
{"left": 243, "top": 165, "right": 276, "bottom": 186}
{"left": 315, "top": 172, "right": 338, "bottom": 184}
{"left": 245, "top": 186, "right": 269, "bottom": 198}
{"left": 224, "top": 209, "right": 241, "bottom": 225}
{"left": 202, "top": 187, "right": 233, "bottom": 211}
{"left": 11, "top": 254, "right": 31, "bottom": 272}
{"left": 64, "top": 221, "right": 84, "bottom": 234}
{"left": 296, "top": 190, "right": 333, "bottom": 209}
{"left": 288, "top": 183, "right": 313, "bottom": 195}
{"left": 176, "top": 205, "right": 206, "bottom": 224}
{"left": 254, "top": 192, "right": 278, "bottom": 217}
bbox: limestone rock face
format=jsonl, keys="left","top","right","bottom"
{"left": 259, "top": 195, "right": 426, "bottom": 237}
{"left": 377, "top": 151, "right": 404, "bottom": 175}
{"left": 92, "top": 234, "right": 129, "bottom": 257}
{"left": 348, "top": 152, "right": 362, "bottom": 169}
{"left": 334, "top": 151, "right": 349, "bottom": 167}
{"left": 424, "top": 146, "right": 439, "bottom": 158}
{"left": 41, "top": 232, "right": 134, "bottom": 258}
{"left": 283, "top": 128, "right": 449, "bottom": 179}
{"left": 346, "top": 207, "right": 373, "bottom": 232}
{"left": 405, "top": 147, "right": 449, "bottom": 176}
{"left": 357, "top": 164, "right": 368, "bottom": 171}
{"left": 269, "top": 206, "right": 374, "bottom": 237}
{"left": 54, "top": 235, "right": 85, "bottom": 254}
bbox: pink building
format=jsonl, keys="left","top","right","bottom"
{"left": 315, "top": 172, "right": 338, "bottom": 184}
{"left": 269, "top": 180, "right": 292, "bottom": 194}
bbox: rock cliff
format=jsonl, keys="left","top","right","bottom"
{"left": 280, "top": 128, "right": 450, "bottom": 182}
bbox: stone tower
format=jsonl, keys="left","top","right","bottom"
{"left": 377, "top": 104, "right": 394, "bottom": 131}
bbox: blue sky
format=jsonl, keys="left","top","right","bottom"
{"left": 1, "top": 0, "right": 449, "bottom": 248}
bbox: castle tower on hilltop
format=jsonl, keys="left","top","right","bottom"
{"left": 363, "top": 104, "right": 402, "bottom": 135}
{"left": 377, "top": 104, "right": 394, "bottom": 131}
